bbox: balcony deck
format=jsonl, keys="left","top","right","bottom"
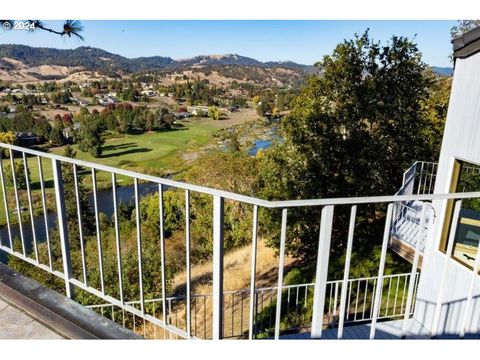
{"left": 0, "top": 143, "right": 478, "bottom": 340}
{"left": 280, "top": 319, "right": 430, "bottom": 339}
{"left": 0, "top": 297, "right": 63, "bottom": 339}
{"left": 281, "top": 319, "right": 480, "bottom": 340}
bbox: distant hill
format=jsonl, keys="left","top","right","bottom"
{"left": 432, "top": 66, "right": 453, "bottom": 77}
{"left": 0, "top": 44, "right": 314, "bottom": 77}
{"left": 0, "top": 45, "right": 174, "bottom": 75}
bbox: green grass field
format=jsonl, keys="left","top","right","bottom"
{"left": 24, "top": 119, "right": 216, "bottom": 184}
{"left": 0, "top": 119, "right": 220, "bottom": 225}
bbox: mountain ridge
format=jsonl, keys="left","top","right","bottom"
{"left": 0, "top": 44, "right": 315, "bottom": 74}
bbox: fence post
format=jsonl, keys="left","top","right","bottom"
{"left": 311, "top": 205, "right": 334, "bottom": 338}
{"left": 212, "top": 195, "right": 224, "bottom": 340}
{"left": 52, "top": 159, "right": 74, "bottom": 298}
{"left": 274, "top": 208, "right": 288, "bottom": 339}
{"left": 369, "top": 203, "right": 394, "bottom": 339}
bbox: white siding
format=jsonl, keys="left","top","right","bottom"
{"left": 415, "top": 53, "right": 480, "bottom": 335}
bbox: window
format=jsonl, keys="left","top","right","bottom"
{"left": 440, "top": 159, "right": 480, "bottom": 268}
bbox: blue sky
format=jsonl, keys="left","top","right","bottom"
{"left": 0, "top": 20, "right": 458, "bottom": 67}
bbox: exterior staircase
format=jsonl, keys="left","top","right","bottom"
{"left": 389, "top": 161, "right": 437, "bottom": 266}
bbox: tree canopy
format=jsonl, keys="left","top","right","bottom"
{"left": 259, "top": 31, "right": 439, "bottom": 264}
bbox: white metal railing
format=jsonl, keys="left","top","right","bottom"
{"left": 87, "top": 272, "right": 418, "bottom": 339}
{"left": 1, "top": 143, "right": 480, "bottom": 339}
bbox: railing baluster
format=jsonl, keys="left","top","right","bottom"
{"left": 248, "top": 205, "right": 259, "bottom": 340}
{"left": 0, "top": 152, "right": 12, "bottom": 250}
{"left": 431, "top": 200, "right": 462, "bottom": 338}
{"left": 354, "top": 280, "right": 360, "bottom": 321}
{"left": 428, "top": 163, "right": 435, "bottom": 193}
{"left": 311, "top": 205, "right": 334, "bottom": 338}
{"left": 231, "top": 294, "right": 235, "bottom": 337}
{"left": 370, "top": 279, "right": 376, "bottom": 318}
{"left": 185, "top": 189, "right": 191, "bottom": 338}
{"left": 134, "top": 178, "right": 145, "bottom": 315}
{"left": 112, "top": 173, "right": 123, "bottom": 303}
{"left": 393, "top": 275, "right": 400, "bottom": 316}
{"left": 369, "top": 203, "right": 393, "bottom": 339}
{"left": 401, "top": 203, "right": 429, "bottom": 336}
{"left": 286, "top": 287, "right": 290, "bottom": 316}
{"left": 159, "top": 184, "right": 168, "bottom": 337}
{"left": 22, "top": 153, "right": 37, "bottom": 262}
{"left": 328, "top": 283, "right": 333, "bottom": 315}
{"left": 52, "top": 159, "right": 74, "bottom": 298}
{"left": 203, "top": 296, "right": 206, "bottom": 339}
{"left": 73, "top": 164, "right": 87, "bottom": 285}
{"left": 212, "top": 195, "right": 224, "bottom": 340}
{"left": 417, "top": 162, "right": 425, "bottom": 194}
{"left": 362, "top": 279, "right": 368, "bottom": 319}
{"left": 240, "top": 292, "right": 244, "bottom": 335}
{"left": 333, "top": 282, "right": 339, "bottom": 319}
{"left": 92, "top": 168, "right": 105, "bottom": 294}
{"left": 400, "top": 274, "right": 407, "bottom": 315}
{"left": 37, "top": 156, "right": 52, "bottom": 269}
{"left": 10, "top": 149, "right": 25, "bottom": 255}
{"left": 347, "top": 280, "right": 352, "bottom": 321}
{"left": 385, "top": 276, "right": 392, "bottom": 316}
{"left": 194, "top": 298, "right": 197, "bottom": 337}
{"left": 274, "top": 208, "right": 288, "bottom": 340}
{"left": 338, "top": 205, "right": 356, "bottom": 338}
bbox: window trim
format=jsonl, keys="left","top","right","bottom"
{"left": 439, "top": 157, "right": 480, "bottom": 271}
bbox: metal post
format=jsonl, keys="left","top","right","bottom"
{"left": 212, "top": 195, "right": 224, "bottom": 340}
{"left": 311, "top": 205, "right": 335, "bottom": 338}
{"left": 134, "top": 178, "right": 145, "bottom": 314}
{"left": 402, "top": 203, "right": 429, "bottom": 336}
{"left": 10, "top": 149, "right": 25, "bottom": 255}
{"left": 185, "top": 189, "right": 191, "bottom": 338}
{"left": 159, "top": 184, "right": 167, "bottom": 337}
{"left": 112, "top": 173, "right": 124, "bottom": 303}
{"left": 338, "top": 205, "right": 356, "bottom": 338}
{"left": 92, "top": 168, "right": 105, "bottom": 294}
{"left": 52, "top": 159, "right": 74, "bottom": 298}
{"left": 369, "top": 203, "right": 393, "bottom": 339}
{"left": 74, "top": 164, "right": 87, "bottom": 285}
{"left": 248, "top": 205, "right": 259, "bottom": 340}
{"left": 274, "top": 208, "right": 288, "bottom": 340}
{"left": 22, "top": 153, "right": 38, "bottom": 261}
{"left": 37, "top": 156, "right": 53, "bottom": 269}
{"left": 431, "top": 200, "right": 462, "bottom": 337}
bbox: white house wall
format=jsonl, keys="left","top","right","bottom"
{"left": 415, "top": 52, "right": 480, "bottom": 335}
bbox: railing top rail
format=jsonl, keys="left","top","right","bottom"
{"left": 0, "top": 142, "right": 271, "bottom": 207}
{"left": 2, "top": 142, "right": 478, "bottom": 208}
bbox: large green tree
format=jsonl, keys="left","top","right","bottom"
{"left": 260, "top": 32, "right": 437, "bottom": 267}
{"left": 78, "top": 116, "right": 104, "bottom": 158}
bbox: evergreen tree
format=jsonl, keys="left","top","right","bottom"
{"left": 78, "top": 117, "right": 104, "bottom": 158}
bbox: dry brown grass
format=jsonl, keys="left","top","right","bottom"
{"left": 172, "top": 239, "right": 295, "bottom": 295}
{"left": 134, "top": 240, "right": 297, "bottom": 339}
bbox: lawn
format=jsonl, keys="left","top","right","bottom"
{"left": 0, "top": 111, "right": 260, "bottom": 225}
{"left": 0, "top": 118, "right": 223, "bottom": 225}
{"left": 50, "top": 119, "right": 217, "bottom": 182}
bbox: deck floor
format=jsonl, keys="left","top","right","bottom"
{"left": 0, "top": 298, "right": 63, "bottom": 339}
{"left": 281, "top": 319, "right": 431, "bottom": 340}
{"left": 281, "top": 319, "right": 480, "bottom": 339}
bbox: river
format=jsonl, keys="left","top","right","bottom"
{"left": 0, "top": 181, "right": 160, "bottom": 262}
